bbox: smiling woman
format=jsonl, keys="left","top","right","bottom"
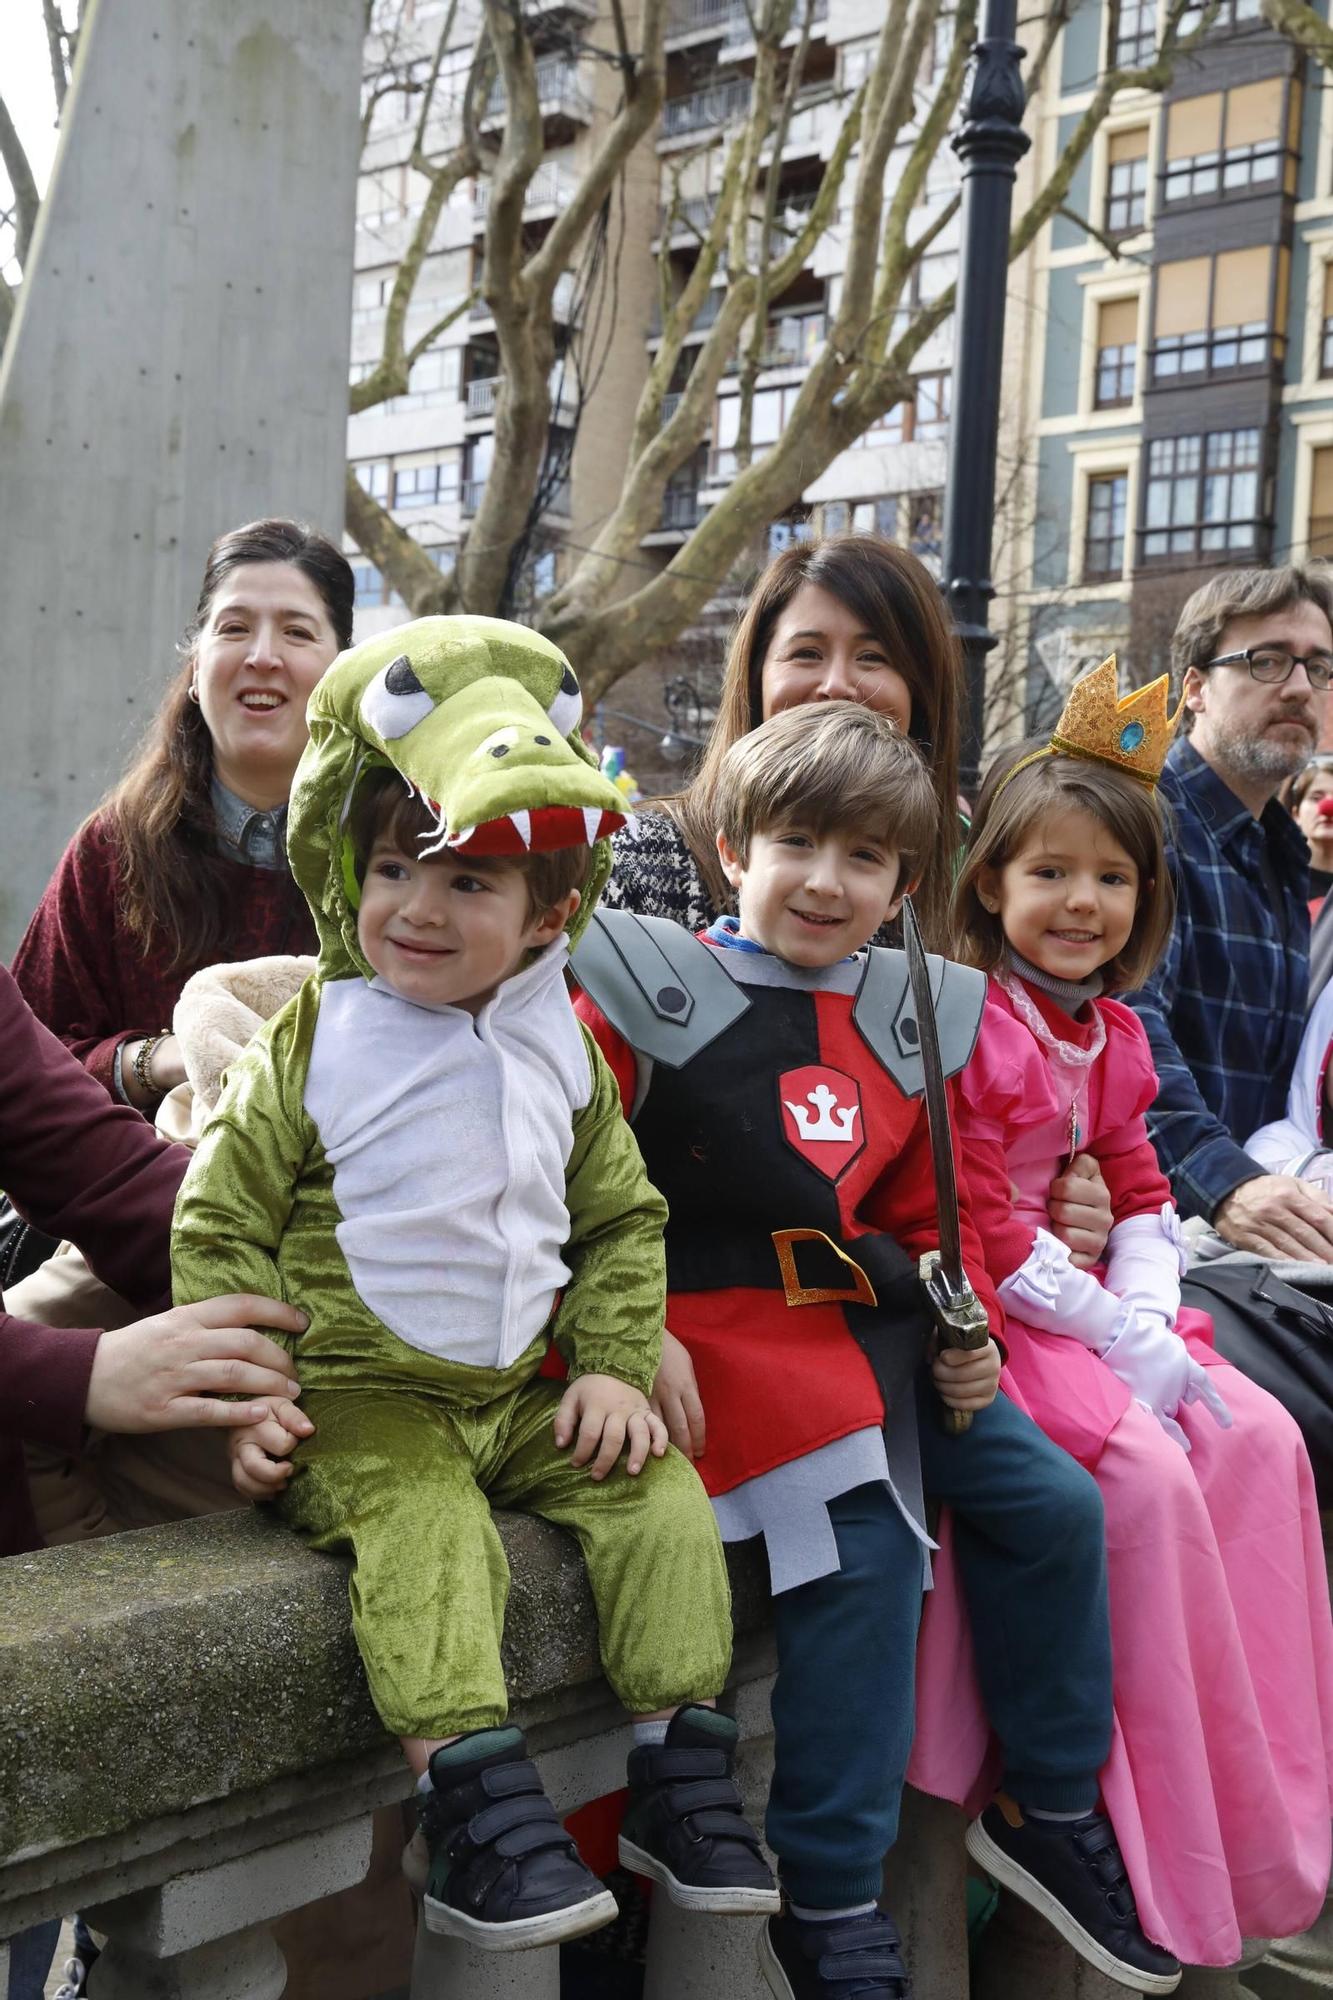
{"left": 12, "top": 519, "right": 353, "bottom": 1115}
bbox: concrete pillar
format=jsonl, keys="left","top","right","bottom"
{"left": 408, "top": 1917, "right": 561, "bottom": 2000}
{"left": 1249, "top": 1897, "right": 1333, "bottom": 1998}
{"left": 642, "top": 1902, "right": 767, "bottom": 1999}
{"left": 0, "top": 0, "right": 364, "bottom": 950}
{"left": 882, "top": 1788, "right": 970, "bottom": 2000}
{"left": 88, "top": 1923, "right": 286, "bottom": 1999}
{"left": 970, "top": 1890, "right": 1130, "bottom": 2000}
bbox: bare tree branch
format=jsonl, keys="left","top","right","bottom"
{"left": 40, "top": 0, "right": 71, "bottom": 113}
{"left": 0, "top": 92, "right": 41, "bottom": 270}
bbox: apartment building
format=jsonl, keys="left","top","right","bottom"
{"left": 346, "top": 0, "right": 961, "bottom": 778}
{"left": 1003, "top": 0, "right": 1333, "bottom": 720}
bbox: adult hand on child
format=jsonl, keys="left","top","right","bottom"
{"left": 1213, "top": 1174, "right": 1333, "bottom": 1263}
{"left": 931, "top": 1338, "right": 1001, "bottom": 1413}
{"left": 84, "top": 1296, "right": 308, "bottom": 1433}
{"left": 554, "top": 1373, "right": 669, "bottom": 1480}
{"left": 229, "top": 1396, "right": 316, "bottom": 1500}
{"left": 650, "top": 1329, "right": 706, "bottom": 1460}
{"left": 1047, "top": 1154, "right": 1113, "bottom": 1270}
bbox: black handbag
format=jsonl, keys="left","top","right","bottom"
{"left": 1180, "top": 1262, "right": 1333, "bottom": 1505}
{"left": 0, "top": 1193, "right": 58, "bottom": 1292}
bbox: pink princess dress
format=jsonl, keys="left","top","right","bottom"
{"left": 908, "top": 971, "right": 1333, "bottom": 1967}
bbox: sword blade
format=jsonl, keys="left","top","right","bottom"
{"left": 901, "top": 897, "right": 966, "bottom": 1294}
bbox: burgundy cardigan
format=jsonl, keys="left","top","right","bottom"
{"left": 12, "top": 813, "right": 315, "bottom": 1094}
{"left": 0, "top": 967, "right": 187, "bottom": 1555}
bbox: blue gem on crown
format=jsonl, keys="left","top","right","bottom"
{"left": 1119, "top": 720, "right": 1146, "bottom": 754}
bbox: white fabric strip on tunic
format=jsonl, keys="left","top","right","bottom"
{"left": 305, "top": 940, "right": 591, "bottom": 1369}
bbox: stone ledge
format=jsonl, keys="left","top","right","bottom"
{"left": 0, "top": 1506, "right": 771, "bottom": 1863}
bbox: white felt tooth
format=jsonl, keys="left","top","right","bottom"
{"left": 510, "top": 809, "right": 532, "bottom": 849}
{"left": 446, "top": 824, "right": 475, "bottom": 847}
{"left": 582, "top": 806, "right": 602, "bottom": 844}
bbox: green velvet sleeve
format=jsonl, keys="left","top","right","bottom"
{"left": 171, "top": 981, "right": 320, "bottom": 1353}
{"left": 552, "top": 1028, "right": 669, "bottom": 1399}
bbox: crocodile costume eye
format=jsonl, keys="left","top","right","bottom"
{"left": 360, "top": 654, "right": 436, "bottom": 741}
{"left": 547, "top": 663, "right": 582, "bottom": 738}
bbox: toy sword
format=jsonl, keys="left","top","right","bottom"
{"left": 901, "top": 897, "right": 992, "bottom": 1435}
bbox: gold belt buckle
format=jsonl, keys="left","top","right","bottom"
{"left": 772, "top": 1228, "right": 878, "bottom": 1309}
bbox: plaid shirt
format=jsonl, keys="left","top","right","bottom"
{"left": 1124, "top": 738, "right": 1311, "bottom": 1220}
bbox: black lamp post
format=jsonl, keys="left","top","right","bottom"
{"left": 940, "top": 0, "right": 1031, "bottom": 797}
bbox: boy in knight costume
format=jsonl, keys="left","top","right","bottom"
{"left": 571, "top": 703, "right": 1180, "bottom": 2000}
{"left": 171, "top": 617, "right": 777, "bottom": 1954}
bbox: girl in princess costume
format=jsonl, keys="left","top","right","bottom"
{"left": 911, "top": 661, "right": 1333, "bottom": 1968}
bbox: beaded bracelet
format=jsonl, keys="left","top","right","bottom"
{"left": 132, "top": 1033, "right": 166, "bottom": 1099}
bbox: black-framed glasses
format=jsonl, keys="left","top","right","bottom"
{"left": 1202, "top": 647, "right": 1333, "bottom": 690}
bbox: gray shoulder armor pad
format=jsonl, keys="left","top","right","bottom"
{"left": 570, "top": 908, "right": 750, "bottom": 1069}
{"left": 853, "top": 948, "right": 987, "bottom": 1099}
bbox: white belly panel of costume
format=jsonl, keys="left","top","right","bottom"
{"left": 305, "top": 944, "right": 592, "bottom": 1369}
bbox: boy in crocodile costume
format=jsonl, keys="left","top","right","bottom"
{"left": 171, "top": 616, "right": 777, "bottom": 1953}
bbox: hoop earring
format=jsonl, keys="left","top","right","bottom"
{"left": 188, "top": 682, "right": 200, "bottom": 704}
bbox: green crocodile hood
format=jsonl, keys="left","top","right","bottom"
{"left": 287, "top": 615, "right": 627, "bottom": 980}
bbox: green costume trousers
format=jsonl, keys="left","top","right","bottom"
{"left": 279, "top": 1376, "right": 733, "bottom": 1737}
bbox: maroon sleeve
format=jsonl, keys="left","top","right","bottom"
{"left": 11, "top": 818, "right": 155, "bottom": 1091}
{"left": 0, "top": 1318, "right": 102, "bottom": 1446}
{"left": 0, "top": 964, "right": 185, "bottom": 1310}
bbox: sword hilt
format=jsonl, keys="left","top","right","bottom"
{"left": 920, "top": 1251, "right": 992, "bottom": 1437}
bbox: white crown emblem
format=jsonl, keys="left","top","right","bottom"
{"left": 784, "top": 1082, "right": 860, "bottom": 1144}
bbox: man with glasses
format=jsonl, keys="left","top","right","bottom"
{"left": 1124, "top": 563, "right": 1333, "bottom": 1261}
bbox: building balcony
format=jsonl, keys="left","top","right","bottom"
{"left": 471, "top": 270, "right": 579, "bottom": 326}
{"left": 473, "top": 162, "right": 577, "bottom": 226}
{"left": 666, "top": 0, "right": 749, "bottom": 41}
{"left": 467, "top": 377, "right": 499, "bottom": 419}
{"left": 722, "top": 308, "right": 826, "bottom": 373}
{"left": 661, "top": 487, "right": 705, "bottom": 529}
{"left": 648, "top": 286, "right": 727, "bottom": 340}
{"left": 462, "top": 474, "right": 572, "bottom": 519}
{"left": 482, "top": 57, "right": 592, "bottom": 130}
{"left": 464, "top": 369, "right": 580, "bottom": 425}
{"left": 660, "top": 78, "right": 752, "bottom": 140}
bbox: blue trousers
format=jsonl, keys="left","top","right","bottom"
{"left": 766, "top": 1382, "right": 1112, "bottom": 1907}
{"left": 5, "top": 1918, "right": 59, "bottom": 2000}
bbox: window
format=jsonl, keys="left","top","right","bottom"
{"left": 394, "top": 459, "right": 460, "bottom": 508}
{"left": 1179, "top": 0, "right": 1262, "bottom": 32}
{"left": 820, "top": 501, "right": 850, "bottom": 535}
{"left": 1151, "top": 248, "right": 1275, "bottom": 381}
{"left": 385, "top": 346, "right": 462, "bottom": 415}
{"left": 1105, "top": 128, "right": 1149, "bottom": 235}
{"left": 1085, "top": 474, "right": 1128, "bottom": 580}
{"left": 1162, "top": 82, "right": 1282, "bottom": 205}
{"left": 1112, "top": 0, "right": 1155, "bottom": 67}
{"left": 712, "top": 388, "right": 806, "bottom": 478}
{"left": 913, "top": 373, "right": 951, "bottom": 440}
{"left": 768, "top": 516, "right": 814, "bottom": 554}
{"left": 908, "top": 492, "right": 942, "bottom": 576}
{"left": 1142, "top": 429, "right": 1262, "bottom": 561}
{"left": 856, "top": 403, "right": 907, "bottom": 446}
{"left": 1322, "top": 265, "right": 1333, "bottom": 379}
{"left": 851, "top": 498, "right": 899, "bottom": 536}
{"left": 1095, "top": 299, "right": 1138, "bottom": 408}
{"left": 352, "top": 560, "right": 385, "bottom": 609}
{"left": 355, "top": 460, "right": 390, "bottom": 502}
{"left": 1311, "top": 448, "right": 1333, "bottom": 560}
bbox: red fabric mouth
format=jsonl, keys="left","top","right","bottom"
{"left": 429, "top": 804, "right": 627, "bottom": 855}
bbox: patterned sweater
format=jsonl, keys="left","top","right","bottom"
{"left": 12, "top": 812, "right": 316, "bottom": 1097}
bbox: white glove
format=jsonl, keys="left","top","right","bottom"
{"left": 1098, "top": 1309, "right": 1233, "bottom": 1452}
{"left": 997, "top": 1229, "right": 1133, "bottom": 1351}
{"left": 1102, "top": 1205, "right": 1186, "bottom": 1341}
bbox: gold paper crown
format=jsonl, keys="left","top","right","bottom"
{"left": 1050, "top": 655, "right": 1185, "bottom": 786}
{"left": 998, "top": 655, "right": 1185, "bottom": 799}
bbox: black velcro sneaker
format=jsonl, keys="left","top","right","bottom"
{"left": 619, "top": 1705, "right": 780, "bottom": 1914}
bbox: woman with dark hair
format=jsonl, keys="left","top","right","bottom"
{"left": 13, "top": 517, "right": 353, "bottom": 1113}
{"left": 603, "top": 532, "right": 961, "bottom": 948}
